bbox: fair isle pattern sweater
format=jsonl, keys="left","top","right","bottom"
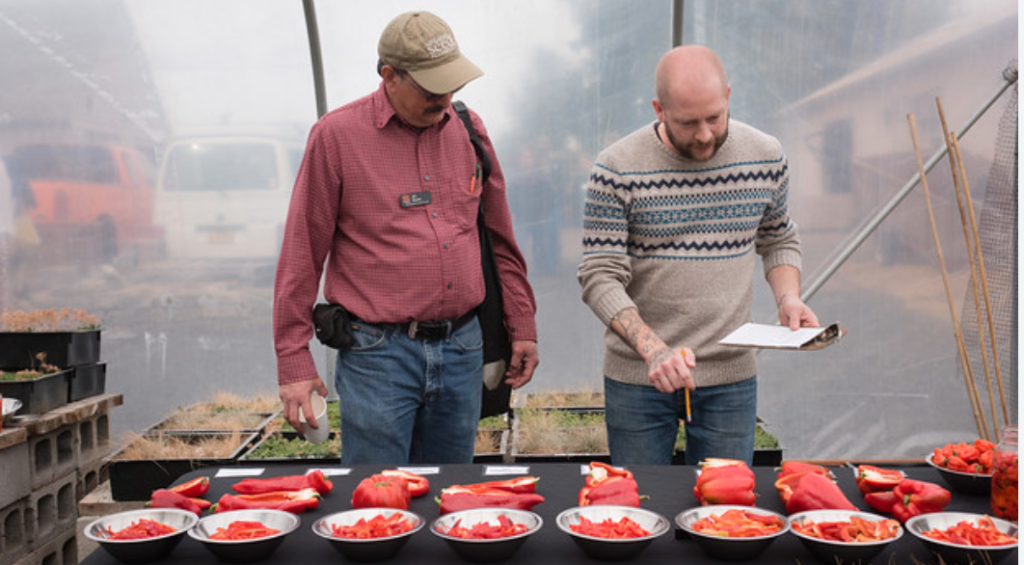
{"left": 577, "top": 119, "right": 803, "bottom": 388}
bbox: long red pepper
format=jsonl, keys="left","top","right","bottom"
{"left": 437, "top": 489, "right": 545, "bottom": 514}
{"left": 214, "top": 488, "right": 321, "bottom": 514}
{"left": 232, "top": 470, "right": 333, "bottom": 495}
{"left": 148, "top": 489, "right": 210, "bottom": 515}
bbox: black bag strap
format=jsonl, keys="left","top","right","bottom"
{"left": 453, "top": 100, "right": 492, "bottom": 186}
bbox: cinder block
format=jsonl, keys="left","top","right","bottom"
{"left": 76, "top": 458, "right": 108, "bottom": 502}
{"left": 27, "top": 471, "right": 76, "bottom": 550}
{"left": 14, "top": 525, "right": 75, "bottom": 565}
{"left": 76, "top": 411, "right": 112, "bottom": 468}
{"left": 0, "top": 498, "right": 29, "bottom": 564}
{"left": 0, "top": 440, "right": 31, "bottom": 509}
{"left": 28, "top": 427, "right": 77, "bottom": 490}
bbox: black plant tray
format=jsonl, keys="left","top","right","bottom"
{"left": 107, "top": 431, "right": 259, "bottom": 501}
{"left": 69, "top": 362, "right": 107, "bottom": 402}
{"left": 0, "top": 369, "right": 72, "bottom": 415}
{"left": 0, "top": 330, "right": 101, "bottom": 368}
{"left": 147, "top": 411, "right": 277, "bottom": 434}
{"left": 239, "top": 431, "right": 341, "bottom": 465}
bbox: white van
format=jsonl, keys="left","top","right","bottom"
{"left": 154, "top": 133, "right": 305, "bottom": 259}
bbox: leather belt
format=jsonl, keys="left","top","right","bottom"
{"left": 400, "top": 311, "right": 476, "bottom": 340}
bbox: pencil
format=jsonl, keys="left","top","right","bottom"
{"left": 681, "top": 348, "right": 692, "bottom": 423}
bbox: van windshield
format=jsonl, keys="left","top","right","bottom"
{"left": 162, "top": 142, "right": 279, "bottom": 192}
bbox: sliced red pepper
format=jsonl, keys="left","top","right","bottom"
{"left": 441, "top": 514, "right": 530, "bottom": 539}
{"left": 436, "top": 488, "right": 545, "bottom": 515}
{"left": 856, "top": 465, "right": 903, "bottom": 493}
{"left": 232, "top": 470, "right": 333, "bottom": 495}
{"left": 104, "top": 518, "right": 178, "bottom": 540}
{"left": 209, "top": 520, "right": 281, "bottom": 540}
{"left": 784, "top": 472, "right": 857, "bottom": 514}
{"left": 569, "top": 516, "right": 651, "bottom": 539}
{"left": 449, "top": 476, "right": 540, "bottom": 494}
{"left": 585, "top": 461, "right": 633, "bottom": 487}
{"left": 168, "top": 476, "right": 210, "bottom": 498}
{"left": 332, "top": 512, "right": 416, "bottom": 539}
{"left": 777, "top": 461, "right": 832, "bottom": 479}
{"left": 213, "top": 488, "right": 321, "bottom": 514}
{"left": 148, "top": 489, "right": 209, "bottom": 515}
{"left": 381, "top": 470, "right": 431, "bottom": 497}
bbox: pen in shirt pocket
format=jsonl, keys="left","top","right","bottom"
{"left": 469, "top": 163, "right": 481, "bottom": 195}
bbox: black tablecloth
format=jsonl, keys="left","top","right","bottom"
{"left": 81, "top": 462, "right": 1015, "bottom": 564}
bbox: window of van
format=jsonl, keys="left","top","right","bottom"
{"left": 161, "top": 142, "right": 280, "bottom": 192}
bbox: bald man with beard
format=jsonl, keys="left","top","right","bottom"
{"left": 578, "top": 45, "right": 818, "bottom": 466}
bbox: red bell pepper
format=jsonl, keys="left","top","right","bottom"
{"left": 380, "top": 470, "right": 430, "bottom": 497}
{"left": 232, "top": 470, "right": 334, "bottom": 496}
{"left": 585, "top": 461, "right": 634, "bottom": 486}
{"left": 856, "top": 465, "right": 903, "bottom": 494}
{"left": 148, "top": 489, "right": 211, "bottom": 515}
{"left": 352, "top": 474, "right": 411, "bottom": 510}
{"left": 863, "top": 490, "right": 899, "bottom": 514}
{"left": 784, "top": 472, "right": 857, "bottom": 514}
{"left": 168, "top": 476, "right": 210, "bottom": 498}
{"left": 579, "top": 476, "right": 641, "bottom": 507}
{"left": 891, "top": 479, "right": 951, "bottom": 523}
{"left": 213, "top": 488, "right": 321, "bottom": 514}
{"left": 698, "top": 475, "right": 757, "bottom": 506}
{"left": 437, "top": 487, "right": 546, "bottom": 515}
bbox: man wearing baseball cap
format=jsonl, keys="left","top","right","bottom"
{"left": 274, "top": 11, "right": 539, "bottom": 465}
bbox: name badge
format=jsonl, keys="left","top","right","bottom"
{"left": 400, "top": 191, "right": 432, "bottom": 208}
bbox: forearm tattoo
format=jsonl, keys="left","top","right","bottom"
{"left": 610, "top": 308, "right": 665, "bottom": 360}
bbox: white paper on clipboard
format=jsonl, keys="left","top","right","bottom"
{"left": 718, "top": 322, "right": 845, "bottom": 350}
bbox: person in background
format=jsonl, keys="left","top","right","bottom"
{"left": 577, "top": 45, "right": 818, "bottom": 466}
{"left": 273, "top": 11, "right": 539, "bottom": 465}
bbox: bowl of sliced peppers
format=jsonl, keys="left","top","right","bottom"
{"left": 788, "top": 509, "right": 903, "bottom": 564}
{"left": 432, "top": 507, "right": 542, "bottom": 563}
{"left": 675, "top": 505, "right": 790, "bottom": 561}
{"left": 188, "top": 509, "right": 299, "bottom": 563}
{"left": 556, "top": 505, "right": 669, "bottom": 561}
{"left": 905, "top": 512, "right": 1018, "bottom": 565}
{"left": 926, "top": 446, "right": 993, "bottom": 494}
{"left": 313, "top": 508, "right": 424, "bottom": 562}
{"left": 83, "top": 508, "right": 199, "bottom": 563}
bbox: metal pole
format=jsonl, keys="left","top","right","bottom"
{"left": 672, "top": 0, "right": 684, "bottom": 47}
{"left": 302, "top": 0, "right": 328, "bottom": 119}
{"left": 802, "top": 71, "right": 1018, "bottom": 302}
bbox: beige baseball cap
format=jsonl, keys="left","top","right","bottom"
{"left": 378, "top": 11, "right": 483, "bottom": 94}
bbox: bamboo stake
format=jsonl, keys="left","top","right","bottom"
{"left": 906, "top": 114, "right": 989, "bottom": 440}
{"left": 950, "top": 132, "right": 1009, "bottom": 426}
{"left": 935, "top": 98, "right": 1001, "bottom": 439}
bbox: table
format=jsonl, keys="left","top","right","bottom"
{"left": 81, "top": 462, "right": 1015, "bottom": 564}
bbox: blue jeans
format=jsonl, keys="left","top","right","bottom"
{"left": 334, "top": 317, "right": 483, "bottom": 465}
{"left": 604, "top": 376, "right": 757, "bottom": 466}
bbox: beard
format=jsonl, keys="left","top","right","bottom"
{"left": 664, "top": 120, "right": 729, "bottom": 161}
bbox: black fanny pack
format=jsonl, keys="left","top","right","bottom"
{"left": 312, "top": 303, "right": 353, "bottom": 350}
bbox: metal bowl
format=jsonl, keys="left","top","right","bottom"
{"left": 556, "top": 505, "right": 669, "bottom": 562}
{"left": 926, "top": 452, "right": 993, "bottom": 494}
{"left": 789, "top": 509, "right": 903, "bottom": 564}
{"left": 2, "top": 397, "right": 21, "bottom": 421}
{"left": 187, "top": 509, "right": 299, "bottom": 563}
{"left": 675, "top": 505, "right": 790, "bottom": 561}
{"left": 313, "top": 508, "right": 423, "bottom": 562}
{"left": 83, "top": 508, "right": 199, "bottom": 563}
{"left": 905, "top": 512, "right": 1018, "bottom": 565}
{"left": 432, "top": 508, "right": 542, "bottom": 563}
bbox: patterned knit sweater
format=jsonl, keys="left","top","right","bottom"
{"left": 577, "top": 119, "right": 803, "bottom": 388}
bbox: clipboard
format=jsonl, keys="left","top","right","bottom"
{"left": 718, "top": 322, "right": 846, "bottom": 351}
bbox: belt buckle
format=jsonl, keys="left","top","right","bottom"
{"left": 407, "top": 321, "right": 419, "bottom": 340}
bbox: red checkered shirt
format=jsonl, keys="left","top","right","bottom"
{"left": 274, "top": 83, "right": 537, "bottom": 385}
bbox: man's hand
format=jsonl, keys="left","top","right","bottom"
{"left": 645, "top": 344, "right": 697, "bottom": 393}
{"left": 279, "top": 379, "right": 329, "bottom": 436}
{"left": 777, "top": 294, "right": 819, "bottom": 330}
{"left": 505, "top": 340, "right": 539, "bottom": 389}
